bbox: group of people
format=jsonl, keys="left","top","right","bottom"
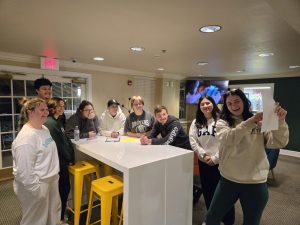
{"left": 12, "top": 78, "right": 289, "bottom": 225}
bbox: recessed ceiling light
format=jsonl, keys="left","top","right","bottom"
{"left": 258, "top": 53, "right": 274, "bottom": 57}
{"left": 197, "top": 62, "right": 208, "bottom": 66}
{"left": 199, "top": 25, "right": 221, "bottom": 33}
{"left": 157, "top": 68, "right": 165, "bottom": 71}
{"left": 130, "top": 47, "right": 145, "bottom": 52}
{"left": 236, "top": 70, "right": 245, "bottom": 73}
{"left": 93, "top": 57, "right": 104, "bottom": 61}
{"left": 197, "top": 74, "right": 203, "bottom": 77}
{"left": 289, "top": 65, "right": 300, "bottom": 69}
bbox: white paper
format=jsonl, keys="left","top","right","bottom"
{"left": 261, "top": 89, "right": 278, "bottom": 132}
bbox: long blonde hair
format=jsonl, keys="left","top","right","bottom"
{"left": 18, "top": 97, "right": 46, "bottom": 130}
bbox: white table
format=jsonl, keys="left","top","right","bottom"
{"left": 74, "top": 136, "right": 193, "bottom": 225}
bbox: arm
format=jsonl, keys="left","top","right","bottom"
{"left": 14, "top": 144, "right": 40, "bottom": 194}
{"left": 151, "top": 120, "right": 181, "bottom": 145}
{"left": 45, "top": 119, "right": 74, "bottom": 163}
{"left": 216, "top": 118, "right": 257, "bottom": 147}
{"left": 149, "top": 122, "right": 160, "bottom": 139}
{"left": 65, "top": 115, "right": 79, "bottom": 139}
{"left": 99, "top": 115, "right": 113, "bottom": 137}
{"left": 188, "top": 120, "right": 206, "bottom": 159}
{"left": 265, "top": 120, "right": 289, "bottom": 149}
{"left": 116, "top": 113, "right": 126, "bottom": 136}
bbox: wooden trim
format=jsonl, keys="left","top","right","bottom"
{"left": 0, "top": 167, "right": 13, "bottom": 182}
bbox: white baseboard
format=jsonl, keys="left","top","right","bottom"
{"left": 280, "top": 149, "right": 300, "bottom": 158}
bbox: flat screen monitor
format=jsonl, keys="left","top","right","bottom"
{"left": 185, "top": 80, "right": 229, "bottom": 104}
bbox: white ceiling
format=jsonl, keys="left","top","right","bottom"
{"left": 0, "top": 0, "right": 299, "bottom": 79}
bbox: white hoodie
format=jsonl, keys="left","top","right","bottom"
{"left": 99, "top": 106, "right": 126, "bottom": 137}
{"left": 189, "top": 118, "right": 219, "bottom": 164}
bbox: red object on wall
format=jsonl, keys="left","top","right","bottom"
{"left": 127, "top": 80, "right": 132, "bottom": 86}
{"left": 40, "top": 57, "right": 59, "bottom": 70}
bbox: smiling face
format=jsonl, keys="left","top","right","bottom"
{"left": 54, "top": 100, "right": 65, "bottom": 117}
{"left": 155, "top": 109, "right": 169, "bottom": 125}
{"left": 28, "top": 102, "right": 49, "bottom": 126}
{"left": 108, "top": 104, "right": 118, "bottom": 117}
{"left": 199, "top": 97, "right": 213, "bottom": 118}
{"left": 82, "top": 104, "right": 95, "bottom": 119}
{"left": 132, "top": 99, "right": 144, "bottom": 116}
{"left": 36, "top": 85, "right": 52, "bottom": 100}
{"left": 226, "top": 94, "right": 244, "bottom": 117}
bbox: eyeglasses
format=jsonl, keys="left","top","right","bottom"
{"left": 83, "top": 109, "right": 94, "bottom": 112}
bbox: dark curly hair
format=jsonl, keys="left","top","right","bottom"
{"left": 220, "top": 89, "right": 253, "bottom": 127}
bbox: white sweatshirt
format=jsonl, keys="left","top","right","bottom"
{"left": 12, "top": 124, "right": 59, "bottom": 193}
{"left": 216, "top": 117, "right": 289, "bottom": 184}
{"left": 99, "top": 107, "right": 126, "bottom": 137}
{"left": 189, "top": 118, "right": 219, "bottom": 164}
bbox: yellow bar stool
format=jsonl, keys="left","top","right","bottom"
{"left": 68, "top": 161, "right": 100, "bottom": 225}
{"left": 86, "top": 175, "right": 123, "bottom": 225}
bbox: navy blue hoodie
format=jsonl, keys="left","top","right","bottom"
{"left": 149, "top": 115, "right": 191, "bottom": 150}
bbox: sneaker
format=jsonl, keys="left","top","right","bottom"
{"left": 202, "top": 222, "right": 206, "bottom": 225}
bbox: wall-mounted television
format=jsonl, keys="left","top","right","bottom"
{"left": 185, "top": 80, "right": 229, "bottom": 104}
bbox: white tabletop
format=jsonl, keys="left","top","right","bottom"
{"left": 74, "top": 136, "right": 192, "bottom": 172}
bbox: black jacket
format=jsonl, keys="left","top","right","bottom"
{"left": 65, "top": 111, "right": 100, "bottom": 139}
{"left": 44, "top": 116, "right": 75, "bottom": 166}
{"left": 149, "top": 115, "right": 191, "bottom": 150}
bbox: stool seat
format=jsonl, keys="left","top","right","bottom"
{"left": 92, "top": 175, "right": 123, "bottom": 194}
{"left": 68, "top": 161, "right": 100, "bottom": 225}
{"left": 86, "top": 175, "right": 123, "bottom": 225}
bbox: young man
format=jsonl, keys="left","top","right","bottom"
{"left": 99, "top": 99, "right": 126, "bottom": 137}
{"left": 140, "top": 105, "right": 191, "bottom": 149}
{"left": 34, "top": 78, "right": 52, "bottom": 100}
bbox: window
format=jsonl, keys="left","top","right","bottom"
{"left": 0, "top": 74, "right": 87, "bottom": 169}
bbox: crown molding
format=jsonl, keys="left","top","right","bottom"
{"left": 0, "top": 51, "right": 161, "bottom": 78}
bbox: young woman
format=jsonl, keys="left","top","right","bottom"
{"left": 65, "top": 100, "right": 100, "bottom": 139}
{"left": 124, "top": 96, "right": 155, "bottom": 138}
{"left": 206, "top": 89, "right": 289, "bottom": 225}
{"left": 44, "top": 97, "right": 75, "bottom": 224}
{"left": 12, "top": 98, "right": 61, "bottom": 225}
{"left": 189, "top": 96, "right": 235, "bottom": 225}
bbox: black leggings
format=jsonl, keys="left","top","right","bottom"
{"left": 58, "top": 165, "right": 71, "bottom": 220}
{"left": 198, "top": 161, "right": 235, "bottom": 225}
{"left": 206, "top": 176, "right": 268, "bottom": 225}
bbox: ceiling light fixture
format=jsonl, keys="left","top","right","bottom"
{"left": 258, "top": 53, "right": 274, "bottom": 57}
{"left": 199, "top": 25, "right": 221, "bottom": 33}
{"left": 93, "top": 57, "right": 104, "bottom": 61}
{"left": 197, "top": 62, "right": 208, "bottom": 66}
{"left": 289, "top": 65, "right": 300, "bottom": 69}
{"left": 236, "top": 70, "right": 245, "bottom": 73}
{"left": 130, "top": 47, "right": 145, "bottom": 52}
{"left": 157, "top": 68, "right": 165, "bottom": 71}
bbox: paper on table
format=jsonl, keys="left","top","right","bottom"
{"left": 261, "top": 89, "right": 278, "bottom": 132}
{"left": 121, "top": 137, "right": 140, "bottom": 143}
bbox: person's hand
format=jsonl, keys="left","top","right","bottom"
{"left": 88, "top": 131, "right": 97, "bottom": 138}
{"left": 111, "top": 131, "right": 119, "bottom": 138}
{"left": 140, "top": 135, "right": 151, "bottom": 145}
{"left": 203, "top": 155, "right": 215, "bottom": 166}
{"left": 136, "top": 132, "right": 145, "bottom": 138}
{"left": 251, "top": 112, "right": 263, "bottom": 123}
{"left": 275, "top": 103, "right": 287, "bottom": 120}
{"left": 87, "top": 111, "right": 96, "bottom": 119}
